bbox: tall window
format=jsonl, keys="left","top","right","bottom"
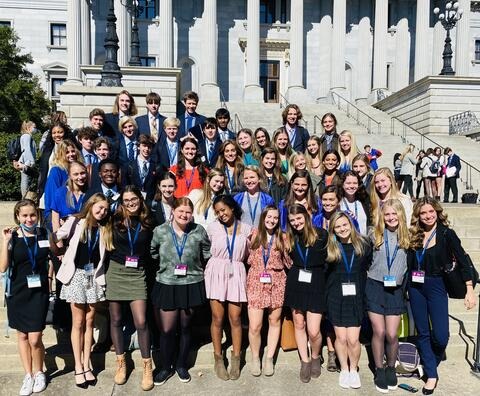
{"left": 138, "top": 0, "right": 156, "bottom": 19}
{"left": 51, "top": 78, "right": 66, "bottom": 97}
{"left": 50, "top": 23, "right": 66, "bottom": 46}
{"left": 260, "top": 0, "right": 275, "bottom": 23}
{"left": 475, "top": 39, "right": 480, "bottom": 61}
{"left": 140, "top": 56, "right": 156, "bottom": 67}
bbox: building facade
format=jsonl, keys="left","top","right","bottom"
{"left": 2, "top": 0, "right": 480, "bottom": 104}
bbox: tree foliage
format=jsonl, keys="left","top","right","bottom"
{"left": 0, "top": 26, "right": 52, "bottom": 132}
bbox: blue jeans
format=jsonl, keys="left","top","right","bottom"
{"left": 408, "top": 276, "right": 449, "bottom": 379}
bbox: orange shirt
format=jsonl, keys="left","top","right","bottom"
{"left": 170, "top": 165, "right": 205, "bottom": 198}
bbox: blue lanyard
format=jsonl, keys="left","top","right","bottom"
{"left": 185, "top": 167, "right": 196, "bottom": 190}
{"left": 415, "top": 229, "right": 437, "bottom": 270}
{"left": 224, "top": 220, "right": 238, "bottom": 263}
{"left": 338, "top": 242, "right": 355, "bottom": 277}
{"left": 247, "top": 192, "right": 260, "bottom": 223}
{"left": 167, "top": 142, "right": 177, "bottom": 165}
{"left": 295, "top": 241, "right": 309, "bottom": 270}
{"left": 72, "top": 193, "right": 84, "bottom": 212}
{"left": 225, "top": 166, "right": 234, "bottom": 191}
{"left": 342, "top": 198, "right": 357, "bottom": 219}
{"left": 170, "top": 225, "right": 188, "bottom": 262}
{"left": 384, "top": 230, "right": 399, "bottom": 274}
{"left": 262, "top": 234, "right": 274, "bottom": 269}
{"left": 20, "top": 229, "right": 38, "bottom": 272}
{"left": 87, "top": 228, "right": 100, "bottom": 262}
{"left": 126, "top": 222, "right": 141, "bottom": 256}
{"left": 204, "top": 205, "right": 210, "bottom": 220}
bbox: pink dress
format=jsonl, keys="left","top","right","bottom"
{"left": 246, "top": 231, "right": 292, "bottom": 309}
{"left": 205, "top": 220, "right": 252, "bottom": 303}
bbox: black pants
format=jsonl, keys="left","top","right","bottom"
{"left": 444, "top": 177, "right": 458, "bottom": 202}
{"left": 416, "top": 178, "right": 424, "bottom": 199}
{"left": 401, "top": 175, "right": 414, "bottom": 198}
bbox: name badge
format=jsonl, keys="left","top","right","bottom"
{"left": 84, "top": 263, "right": 95, "bottom": 276}
{"left": 125, "top": 255, "right": 139, "bottom": 268}
{"left": 260, "top": 272, "right": 272, "bottom": 284}
{"left": 383, "top": 275, "right": 397, "bottom": 287}
{"left": 228, "top": 264, "right": 234, "bottom": 276}
{"left": 38, "top": 240, "right": 49, "bottom": 248}
{"left": 412, "top": 270, "right": 425, "bottom": 283}
{"left": 298, "top": 269, "right": 312, "bottom": 284}
{"left": 342, "top": 282, "right": 357, "bottom": 296}
{"left": 26, "top": 274, "right": 41, "bottom": 288}
{"left": 174, "top": 264, "right": 187, "bottom": 276}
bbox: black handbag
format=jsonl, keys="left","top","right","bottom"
{"left": 461, "top": 192, "right": 478, "bottom": 204}
{"left": 443, "top": 230, "right": 479, "bottom": 299}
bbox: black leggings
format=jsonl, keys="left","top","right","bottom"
{"left": 401, "top": 175, "right": 414, "bottom": 198}
{"left": 158, "top": 308, "right": 194, "bottom": 370}
{"left": 109, "top": 300, "right": 150, "bottom": 358}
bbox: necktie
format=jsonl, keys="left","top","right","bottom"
{"left": 186, "top": 115, "right": 194, "bottom": 131}
{"left": 105, "top": 189, "right": 114, "bottom": 199}
{"left": 128, "top": 141, "right": 135, "bottom": 161}
{"left": 208, "top": 142, "right": 215, "bottom": 162}
{"left": 142, "top": 161, "right": 148, "bottom": 181}
{"left": 85, "top": 154, "right": 92, "bottom": 165}
{"left": 150, "top": 118, "right": 158, "bottom": 142}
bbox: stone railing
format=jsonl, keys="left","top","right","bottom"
{"left": 449, "top": 110, "right": 480, "bottom": 135}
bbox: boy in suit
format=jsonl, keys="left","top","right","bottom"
{"left": 136, "top": 92, "right": 166, "bottom": 143}
{"left": 215, "top": 108, "right": 236, "bottom": 142}
{"left": 178, "top": 91, "right": 206, "bottom": 137}
{"left": 155, "top": 117, "right": 181, "bottom": 173}
{"left": 104, "top": 90, "right": 138, "bottom": 136}
{"left": 126, "top": 135, "right": 157, "bottom": 201}
{"left": 190, "top": 118, "right": 222, "bottom": 168}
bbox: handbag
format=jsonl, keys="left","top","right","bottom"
{"left": 280, "top": 310, "right": 297, "bottom": 351}
{"left": 461, "top": 192, "right": 478, "bottom": 204}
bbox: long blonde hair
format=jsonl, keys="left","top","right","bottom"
{"left": 197, "top": 168, "right": 225, "bottom": 215}
{"left": 409, "top": 197, "right": 449, "bottom": 250}
{"left": 326, "top": 211, "right": 368, "bottom": 263}
{"left": 339, "top": 130, "right": 359, "bottom": 170}
{"left": 370, "top": 167, "right": 402, "bottom": 227}
{"left": 399, "top": 144, "right": 415, "bottom": 161}
{"left": 251, "top": 206, "right": 286, "bottom": 253}
{"left": 373, "top": 199, "right": 410, "bottom": 250}
{"left": 66, "top": 161, "right": 88, "bottom": 209}
{"left": 52, "top": 140, "right": 83, "bottom": 170}
{"left": 285, "top": 204, "right": 318, "bottom": 252}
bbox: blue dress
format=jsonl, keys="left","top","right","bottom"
{"left": 44, "top": 166, "right": 68, "bottom": 219}
{"left": 50, "top": 186, "right": 85, "bottom": 220}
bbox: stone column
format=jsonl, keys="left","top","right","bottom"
{"left": 66, "top": 0, "right": 82, "bottom": 84}
{"left": 414, "top": 0, "right": 430, "bottom": 81}
{"left": 372, "top": 0, "right": 388, "bottom": 91}
{"left": 115, "top": 0, "right": 130, "bottom": 67}
{"left": 356, "top": 16, "right": 372, "bottom": 103}
{"left": 330, "top": 0, "right": 346, "bottom": 92}
{"left": 317, "top": 14, "right": 332, "bottom": 100}
{"left": 159, "top": 0, "right": 173, "bottom": 68}
{"left": 200, "top": 0, "right": 220, "bottom": 100}
{"left": 80, "top": 0, "right": 91, "bottom": 65}
{"left": 244, "top": 0, "right": 263, "bottom": 102}
{"left": 394, "top": 18, "right": 410, "bottom": 91}
{"left": 432, "top": 20, "right": 443, "bottom": 75}
{"left": 455, "top": 0, "right": 470, "bottom": 76}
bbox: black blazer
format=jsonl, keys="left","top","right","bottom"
{"left": 282, "top": 125, "right": 310, "bottom": 153}
{"left": 84, "top": 184, "right": 120, "bottom": 206}
{"left": 319, "top": 131, "right": 340, "bottom": 157}
{"left": 136, "top": 113, "right": 167, "bottom": 139}
{"left": 125, "top": 159, "right": 158, "bottom": 201}
{"left": 178, "top": 112, "right": 206, "bottom": 137}
{"left": 104, "top": 113, "right": 122, "bottom": 136}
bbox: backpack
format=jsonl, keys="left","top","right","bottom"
{"left": 396, "top": 342, "right": 424, "bottom": 378}
{"left": 429, "top": 158, "right": 440, "bottom": 174}
{"left": 7, "top": 136, "right": 22, "bottom": 161}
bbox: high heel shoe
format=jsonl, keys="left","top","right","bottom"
{"left": 74, "top": 372, "right": 88, "bottom": 389}
{"left": 84, "top": 369, "right": 97, "bottom": 386}
{"left": 422, "top": 379, "right": 438, "bottom": 395}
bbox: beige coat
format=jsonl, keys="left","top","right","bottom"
{"left": 55, "top": 216, "right": 107, "bottom": 286}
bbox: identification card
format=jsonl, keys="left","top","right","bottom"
{"left": 412, "top": 270, "right": 425, "bottom": 283}
{"left": 298, "top": 269, "right": 312, "bottom": 283}
{"left": 84, "top": 263, "right": 95, "bottom": 276}
{"left": 26, "top": 274, "right": 41, "bottom": 288}
{"left": 174, "top": 264, "right": 187, "bottom": 276}
{"left": 342, "top": 282, "right": 357, "bottom": 296}
{"left": 38, "top": 240, "right": 49, "bottom": 248}
{"left": 383, "top": 275, "right": 397, "bottom": 287}
{"left": 228, "top": 264, "right": 234, "bottom": 276}
{"left": 259, "top": 272, "right": 272, "bottom": 284}
{"left": 125, "top": 255, "right": 139, "bottom": 268}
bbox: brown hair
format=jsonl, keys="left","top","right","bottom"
{"left": 282, "top": 104, "right": 303, "bottom": 125}
{"left": 13, "top": 199, "right": 38, "bottom": 225}
{"left": 112, "top": 90, "right": 138, "bottom": 116}
{"left": 409, "top": 197, "right": 449, "bottom": 250}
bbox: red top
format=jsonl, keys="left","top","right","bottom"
{"left": 170, "top": 165, "right": 206, "bottom": 198}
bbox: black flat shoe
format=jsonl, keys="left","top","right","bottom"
{"left": 422, "top": 379, "right": 438, "bottom": 395}
{"left": 74, "top": 372, "right": 88, "bottom": 389}
{"left": 84, "top": 369, "right": 97, "bottom": 386}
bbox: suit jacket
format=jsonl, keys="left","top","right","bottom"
{"left": 154, "top": 136, "right": 179, "bottom": 173}
{"left": 283, "top": 125, "right": 310, "bottom": 153}
{"left": 319, "top": 131, "right": 340, "bottom": 157}
{"left": 104, "top": 113, "right": 122, "bottom": 136}
{"left": 125, "top": 159, "right": 158, "bottom": 201}
{"left": 178, "top": 112, "right": 207, "bottom": 137}
{"left": 136, "top": 113, "right": 167, "bottom": 140}
{"left": 116, "top": 136, "right": 138, "bottom": 179}
{"left": 217, "top": 128, "right": 236, "bottom": 142}
{"left": 189, "top": 125, "right": 222, "bottom": 168}
{"left": 447, "top": 154, "right": 461, "bottom": 178}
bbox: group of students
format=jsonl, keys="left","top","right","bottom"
{"left": 2, "top": 91, "right": 477, "bottom": 396}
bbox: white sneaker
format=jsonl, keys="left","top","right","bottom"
{"left": 349, "top": 369, "right": 362, "bottom": 389}
{"left": 19, "top": 373, "right": 33, "bottom": 396}
{"left": 33, "top": 371, "right": 47, "bottom": 393}
{"left": 339, "top": 370, "right": 350, "bottom": 389}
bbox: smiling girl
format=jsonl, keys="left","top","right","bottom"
{"left": 339, "top": 171, "right": 371, "bottom": 235}
{"left": 317, "top": 149, "right": 341, "bottom": 196}
{"left": 272, "top": 127, "right": 293, "bottom": 175}
{"left": 259, "top": 147, "right": 287, "bottom": 206}
{"left": 352, "top": 154, "right": 374, "bottom": 193}
{"left": 216, "top": 140, "right": 244, "bottom": 194}
{"left": 236, "top": 128, "right": 260, "bottom": 166}
{"left": 338, "top": 131, "right": 359, "bottom": 173}
{"left": 151, "top": 172, "right": 176, "bottom": 226}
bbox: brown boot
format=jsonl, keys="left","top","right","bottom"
{"left": 229, "top": 351, "right": 241, "bottom": 380}
{"left": 141, "top": 358, "right": 154, "bottom": 391}
{"left": 114, "top": 353, "right": 127, "bottom": 385}
{"left": 213, "top": 353, "right": 229, "bottom": 381}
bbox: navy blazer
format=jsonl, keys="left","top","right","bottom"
{"left": 189, "top": 125, "right": 222, "bottom": 168}
{"left": 218, "top": 128, "right": 236, "bottom": 142}
{"left": 178, "top": 112, "right": 207, "bottom": 137}
{"left": 125, "top": 159, "right": 158, "bottom": 201}
{"left": 447, "top": 154, "right": 461, "bottom": 178}
{"left": 136, "top": 113, "right": 167, "bottom": 139}
{"left": 104, "top": 113, "right": 122, "bottom": 136}
{"left": 154, "top": 136, "right": 180, "bottom": 173}
{"left": 284, "top": 125, "right": 310, "bottom": 153}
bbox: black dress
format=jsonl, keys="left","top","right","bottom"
{"left": 326, "top": 243, "right": 371, "bottom": 327}
{"left": 6, "top": 229, "right": 50, "bottom": 332}
{"left": 284, "top": 228, "right": 328, "bottom": 313}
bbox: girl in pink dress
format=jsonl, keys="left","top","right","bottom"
{"left": 246, "top": 206, "right": 292, "bottom": 377}
{"left": 205, "top": 195, "right": 251, "bottom": 381}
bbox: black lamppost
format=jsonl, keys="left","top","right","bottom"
{"left": 99, "top": 0, "right": 123, "bottom": 86}
{"left": 434, "top": 1, "right": 464, "bottom": 76}
{"left": 121, "top": 0, "right": 151, "bottom": 66}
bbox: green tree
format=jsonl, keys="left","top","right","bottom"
{"left": 0, "top": 26, "right": 52, "bottom": 132}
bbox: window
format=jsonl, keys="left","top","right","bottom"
{"left": 279, "top": 0, "right": 287, "bottom": 24}
{"left": 475, "top": 39, "right": 480, "bottom": 61}
{"left": 0, "top": 21, "right": 11, "bottom": 28}
{"left": 50, "top": 23, "right": 66, "bottom": 46}
{"left": 260, "top": 0, "right": 275, "bottom": 23}
{"left": 140, "top": 56, "right": 156, "bottom": 67}
{"left": 51, "top": 78, "right": 66, "bottom": 97}
{"left": 138, "top": 0, "right": 156, "bottom": 19}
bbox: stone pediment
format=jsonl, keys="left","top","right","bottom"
{"left": 41, "top": 62, "right": 68, "bottom": 72}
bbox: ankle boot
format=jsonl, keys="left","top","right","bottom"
{"left": 114, "top": 353, "right": 127, "bottom": 385}
{"left": 229, "top": 352, "right": 241, "bottom": 380}
{"left": 141, "top": 358, "right": 154, "bottom": 391}
{"left": 213, "top": 353, "right": 229, "bottom": 381}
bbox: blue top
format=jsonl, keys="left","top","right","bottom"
{"left": 50, "top": 186, "right": 85, "bottom": 219}
{"left": 44, "top": 166, "right": 68, "bottom": 219}
{"left": 243, "top": 151, "right": 259, "bottom": 166}
{"left": 278, "top": 197, "right": 323, "bottom": 231}
{"left": 233, "top": 191, "right": 274, "bottom": 228}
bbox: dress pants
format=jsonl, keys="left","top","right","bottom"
{"left": 444, "top": 177, "right": 458, "bottom": 202}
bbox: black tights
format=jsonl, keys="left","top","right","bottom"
{"left": 158, "top": 308, "right": 194, "bottom": 370}
{"left": 109, "top": 300, "right": 150, "bottom": 358}
{"left": 368, "top": 312, "right": 400, "bottom": 368}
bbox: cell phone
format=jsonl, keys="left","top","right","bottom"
{"left": 398, "top": 383, "right": 418, "bottom": 393}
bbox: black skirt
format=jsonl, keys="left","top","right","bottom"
{"left": 365, "top": 278, "right": 406, "bottom": 316}
{"left": 284, "top": 266, "right": 326, "bottom": 314}
{"left": 151, "top": 280, "right": 207, "bottom": 310}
